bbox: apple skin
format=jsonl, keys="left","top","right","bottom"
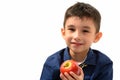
{"left": 60, "top": 60, "right": 80, "bottom": 75}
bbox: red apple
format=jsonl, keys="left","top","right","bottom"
{"left": 60, "top": 60, "right": 80, "bottom": 75}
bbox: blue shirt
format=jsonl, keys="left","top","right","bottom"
{"left": 40, "top": 47, "right": 113, "bottom": 80}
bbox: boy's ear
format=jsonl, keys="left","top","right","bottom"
{"left": 93, "top": 32, "right": 102, "bottom": 43}
{"left": 61, "top": 28, "right": 65, "bottom": 38}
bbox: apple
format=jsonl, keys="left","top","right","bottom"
{"left": 60, "top": 60, "right": 80, "bottom": 75}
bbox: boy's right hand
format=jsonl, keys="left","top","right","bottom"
{"left": 60, "top": 67, "right": 84, "bottom": 80}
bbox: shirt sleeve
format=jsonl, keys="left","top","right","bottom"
{"left": 95, "top": 61, "right": 113, "bottom": 80}
{"left": 40, "top": 61, "right": 61, "bottom": 80}
{"left": 40, "top": 63, "right": 54, "bottom": 80}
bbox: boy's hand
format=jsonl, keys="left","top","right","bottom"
{"left": 60, "top": 67, "right": 84, "bottom": 80}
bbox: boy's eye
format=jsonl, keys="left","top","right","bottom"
{"left": 83, "top": 30, "right": 89, "bottom": 33}
{"left": 68, "top": 28, "right": 75, "bottom": 31}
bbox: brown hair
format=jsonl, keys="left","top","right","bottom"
{"left": 63, "top": 2, "right": 101, "bottom": 33}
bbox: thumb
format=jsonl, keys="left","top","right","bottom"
{"left": 78, "top": 67, "right": 84, "bottom": 77}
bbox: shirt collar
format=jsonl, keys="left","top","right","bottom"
{"left": 63, "top": 47, "right": 96, "bottom": 65}
{"left": 84, "top": 48, "right": 96, "bottom": 65}
{"left": 63, "top": 47, "right": 71, "bottom": 61}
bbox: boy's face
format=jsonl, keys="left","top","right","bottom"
{"left": 61, "top": 16, "right": 102, "bottom": 54}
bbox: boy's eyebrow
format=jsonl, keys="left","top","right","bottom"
{"left": 82, "top": 26, "right": 91, "bottom": 29}
{"left": 66, "top": 25, "right": 75, "bottom": 28}
{"left": 66, "top": 25, "right": 91, "bottom": 29}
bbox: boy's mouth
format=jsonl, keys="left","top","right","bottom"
{"left": 71, "top": 42, "right": 83, "bottom": 45}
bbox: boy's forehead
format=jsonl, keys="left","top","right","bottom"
{"left": 65, "top": 16, "right": 95, "bottom": 26}
{"left": 68, "top": 16, "right": 94, "bottom": 21}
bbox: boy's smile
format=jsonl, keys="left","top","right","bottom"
{"left": 71, "top": 42, "right": 84, "bottom": 46}
{"left": 70, "top": 41, "right": 84, "bottom": 48}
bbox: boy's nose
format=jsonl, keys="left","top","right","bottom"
{"left": 74, "top": 31, "right": 82, "bottom": 41}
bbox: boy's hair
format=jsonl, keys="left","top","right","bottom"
{"left": 63, "top": 2, "right": 101, "bottom": 33}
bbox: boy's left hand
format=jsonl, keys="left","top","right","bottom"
{"left": 60, "top": 69, "right": 84, "bottom": 80}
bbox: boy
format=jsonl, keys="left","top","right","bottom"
{"left": 40, "top": 2, "right": 113, "bottom": 80}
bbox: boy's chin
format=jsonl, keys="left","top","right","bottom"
{"left": 70, "top": 48, "right": 83, "bottom": 54}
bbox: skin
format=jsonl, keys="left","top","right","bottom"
{"left": 60, "top": 67, "right": 84, "bottom": 80}
{"left": 60, "top": 16, "right": 102, "bottom": 80}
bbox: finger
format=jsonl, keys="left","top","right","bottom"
{"left": 69, "top": 69, "right": 84, "bottom": 80}
{"left": 69, "top": 71, "right": 79, "bottom": 79}
{"left": 60, "top": 73, "right": 68, "bottom": 80}
{"left": 64, "top": 72, "right": 74, "bottom": 80}
{"left": 79, "top": 67, "right": 84, "bottom": 77}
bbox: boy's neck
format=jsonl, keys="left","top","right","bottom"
{"left": 70, "top": 49, "right": 88, "bottom": 62}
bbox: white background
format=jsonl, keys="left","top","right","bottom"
{"left": 0, "top": 0, "right": 120, "bottom": 80}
